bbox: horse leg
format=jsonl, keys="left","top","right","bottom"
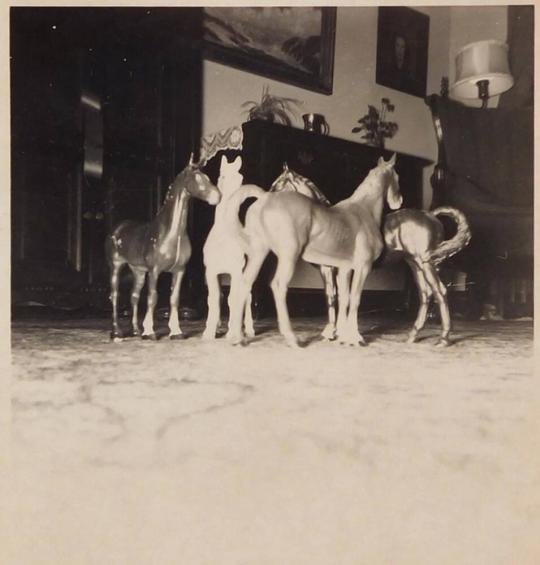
{"left": 335, "top": 268, "right": 352, "bottom": 344}
{"left": 343, "top": 264, "right": 371, "bottom": 346}
{"left": 421, "top": 261, "right": 451, "bottom": 347}
{"left": 203, "top": 269, "right": 221, "bottom": 340}
{"left": 168, "top": 269, "right": 186, "bottom": 339}
{"left": 227, "top": 269, "right": 255, "bottom": 340}
{"left": 141, "top": 269, "right": 159, "bottom": 340}
{"left": 128, "top": 267, "right": 147, "bottom": 337}
{"left": 243, "top": 289, "right": 256, "bottom": 338}
{"left": 109, "top": 261, "right": 124, "bottom": 341}
{"left": 228, "top": 247, "right": 268, "bottom": 345}
{"left": 405, "top": 257, "right": 433, "bottom": 344}
{"left": 270, "top": 252, "right": 300, "bottom": 348}
{"left": 320, "top": 265, "right": 337, "bottom": 340}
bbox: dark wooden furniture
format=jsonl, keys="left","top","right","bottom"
{"left": 241, "top": 120, "right": 429, "bottom": 209}
{"left": 11, "top": 7, "right": 204, "bottom": 316}
{"left": 425, "top": 94, "right": 533, "bottom": 318}
{"left": 231, "top": 120, "right": 432, "bottom": 317}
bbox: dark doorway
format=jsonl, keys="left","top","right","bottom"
{"left": 11, "top": 7, "right": 204, "bottom": 316}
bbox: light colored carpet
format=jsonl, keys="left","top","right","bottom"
{"left": 5, "top": 316, "right": 540, "bottom": 565}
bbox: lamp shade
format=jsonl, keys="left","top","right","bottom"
{"left": 451, "top": 39, "right": 514, "bottom": 99}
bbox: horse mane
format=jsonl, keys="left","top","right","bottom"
{"left": 293, "top": 171, "right": 331, "bottom": 206}
{"left": 271, "top": 168, "right": 331, "bottom": 206}
{"left": 346, "top": 164, "right": 395, "bottom": 204}
{"left": 160, "top": 164, "right": 196, "bottom": 209}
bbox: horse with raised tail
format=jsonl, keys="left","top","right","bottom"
{"left": 267, "top": 166, "right": 471, "bottom": 346}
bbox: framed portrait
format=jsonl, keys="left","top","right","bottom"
{"left": 376, "top": 7, "right": 430, "bottom": 98}
{"left": 203, "top": 6, "right": 336, "bottom": 95}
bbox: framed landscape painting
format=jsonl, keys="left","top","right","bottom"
{"left": 203, "top": 6, "right": 336, "bottom": 94}
{"left": 376, "top": 7, "right": 429, "bottom": 97}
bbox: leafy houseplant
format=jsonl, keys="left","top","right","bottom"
{"left": 242, "top": 85, "right": 302, "bottom": 127}
{"left": 352, "top": 97, "right": 398, "bottom": 149}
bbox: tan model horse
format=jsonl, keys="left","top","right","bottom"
{"left": 227, "top": 154, "right": 402, "bottom": 347}
{"left": 273, "top": 167, "right": 471, "bottom": 346}
{"left": 268, "top": 164, "right": 339, "bottom": 341}
{"left": 384, "top": 207, "right": 471, "bottom": 346}
{"left": 203, "top": 158, "right": 338, "bottom": 341}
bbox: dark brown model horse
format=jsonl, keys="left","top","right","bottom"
{"left": 106, "top": 155, "right": 221, "bottom": 341}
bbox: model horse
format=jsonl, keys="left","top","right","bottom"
{"left": 203, "top": 155, "right": 256, "bottom": 340}
{"left": 106, "top": 154, "right": 221, "bottom": 342}
{"left": 268, "top": 164, "right": 339, "bottom": 341}
{"left": 203, "top": 159, "right": 336, "bottom": 341}
{"left": 268, "top": 166, "right": 471, "bottom": 346}
{"left": 226, "top": 155, "right": 402, "bottom": 347}
{"left": 383, "top": 207, "right": 471, "bottom": 346}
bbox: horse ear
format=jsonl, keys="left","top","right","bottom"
{"left": 388, "top": 153, "right": 396, "bottom": 166}
{"left": 377, "top": 156, "right": 384, "bottom": 167}
{"left": 283, "top": 162, "right": 289, "bottom": 172}
{"left": 233, "top": 155, "right": 242, "bottom": 170}
{"left": 188, "top": 153, "right": 195, "bottom": 166}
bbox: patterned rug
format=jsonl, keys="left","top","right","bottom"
{"left": 6, "top": 315, "right": 539, "bottom": 565}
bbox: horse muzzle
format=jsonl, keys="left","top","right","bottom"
{"left": 207, "top": 191, "right": 221, "bottom": 206}
{"left": 389, "top": 194, "right": 403, "bottom": 210}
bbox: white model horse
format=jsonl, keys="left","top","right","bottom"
{"left": 227, "top": 155, "right": 402, "bottom": 347}
{"left": 106, "top": 155, "right": 221, "bottom": 342}
{"left": 203, "top": 155, "right": 257, "bottom": 340}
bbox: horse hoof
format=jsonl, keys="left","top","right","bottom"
{"left": 227, "top": 334, "right": 244, "bottom": 346}
{"left": 407, "top": 334, "right": 418, "bottom": 344}
{"left": 202, "top": 330, "right": 216, "bottom": 341}
{"left": 170, "top": 333, "right": 186, "bottom": 340}
{"left": 321, "top": 327, "right": 336, "bottom": 341}
{"left": 226, "top": 331, "right": 244, "bottom": 344}
{"left": 338, "top": 336, "right": 366, "bottom": 347}
{"left": 285, "top": 337, "right": 301, "bottom": 349}
{"left": 245, "top": 330, "right": 256, "bottom": 339}
{"left": 142, "top": 333, "right": 157, "bottom": 341}
{"left": 111, "top": 335, "right": 124, "bottom": 343}
{"left": 436, "top": 338, "right": 451, "bottom": 348}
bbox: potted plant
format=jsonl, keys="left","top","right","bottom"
{"left": 242, "top": 85, "right": 302, "bottom": 127}
{"left": 352, "top": 97, "right": 398, "bottom": 148}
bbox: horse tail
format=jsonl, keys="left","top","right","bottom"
{"left": 428, "top": 206, "right": 472, "bottom": 264}
{"left": 224, "top": 184, "right": 267, "bottom": 247}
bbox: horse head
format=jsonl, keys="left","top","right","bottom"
{"left": 270, "top": 163, "right": 295, "bottom": 193}
{"left": 378, "top": 154, "right": 402, "bottom": 210}
{"left": 217, "top": 155, "right": 244, "bottom": 197}
{"left": 270, "top": 163, "right": 331, "bottom": 206}
{"left": 170, "top": 154, "right": 221, "bottom": 206}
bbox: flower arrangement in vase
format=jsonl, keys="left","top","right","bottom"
{"left": 241, "top": 85, "right": 302, "bottom": 127}
{"left": 352, "top": 97, "right": 398, "bottom": 149}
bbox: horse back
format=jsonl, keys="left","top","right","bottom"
{"left": 384, "top": 209, "right": 444, "bottom": 255}
{"left": 250, "top": 192, "right": 314, "bottom": 248}
{"left": 107, "top": 220, "right": 150, "bottom": 268}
